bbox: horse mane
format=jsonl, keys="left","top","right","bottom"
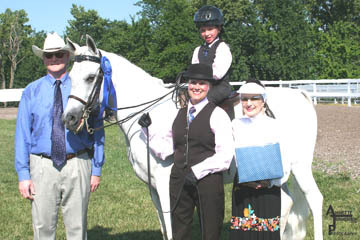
{"left": 100, "top": 50, "right": 169, "bottom": 88}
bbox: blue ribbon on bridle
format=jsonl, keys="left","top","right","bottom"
{"left": 99, "top": 56, "right": 117, "bottom": 119}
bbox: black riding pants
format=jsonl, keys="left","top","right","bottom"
{"left": 170, "top": 166, "right": 224, "bottom": 240}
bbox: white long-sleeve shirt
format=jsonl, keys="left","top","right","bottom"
{"left": 147, "top": 98, "right": 235, "bottom": 180}
{"left": 192, "top": 38, "right": 232, "bottom": 80}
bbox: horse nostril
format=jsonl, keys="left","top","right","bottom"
{"left": 64, "top": 113, "right": 79, "bottom": 128}
{"left": 70, "top": 115, "right": 78, "bottom": 125}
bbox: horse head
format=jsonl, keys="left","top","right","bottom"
{"left": 63, "top": 35, "right": 104, "bottom": 133}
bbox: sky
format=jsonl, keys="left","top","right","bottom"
{"left": 0, "top": 0, "right": 141, "bottom": 35}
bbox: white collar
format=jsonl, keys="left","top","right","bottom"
{"left": 207, "top": 38, "right": 220, "bottom": 48}
{"left": 188, "top": 97, "right": 209, "bottom": 113}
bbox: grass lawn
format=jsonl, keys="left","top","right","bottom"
{"left": 1, "top": 119, "right": 359, "bottom": 239}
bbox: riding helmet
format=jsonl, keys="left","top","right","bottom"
{"left": 194, "top": 5, "right": 224, "bottom": 28}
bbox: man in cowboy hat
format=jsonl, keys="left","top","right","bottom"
{"left": 15, "top": 32, "right": 105, "bottom": 240}
{"left": 147, "top": 63, "right": 234, "bottom": 239}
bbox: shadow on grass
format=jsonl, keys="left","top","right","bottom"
{"left": 88, "top": 226, "right": 163, "bottom": 240}
{"left": 88, "top": 222, "right": 232, "bottom": 240}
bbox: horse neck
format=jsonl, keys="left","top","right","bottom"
{"left": 103, "top": 51, "right": 169, "bottom": 105}
{"left": 103, "top": 51, "right": 174, "bottom": 129}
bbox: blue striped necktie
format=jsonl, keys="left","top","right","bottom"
{"left": 188, "top": 106, "right": 196, "bottom": 124}
{"left": 51, "top": 80, "right": 66, "bottom": 167}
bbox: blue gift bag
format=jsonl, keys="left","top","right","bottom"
{"left": 235, "top": 143, "right": 284, "bottom": 183}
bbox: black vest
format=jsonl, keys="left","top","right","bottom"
{"left": 172, "top": 103, "right": 216, "bottom": 168}
{"left": 198, "top": 39, "right": 230, "bottom": 82}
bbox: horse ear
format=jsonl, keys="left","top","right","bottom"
{"left": 85, "top": 34, "right": 99, "bottom": 55}
{"left": 66, "top": 38, "right": 78, "bottom": 52}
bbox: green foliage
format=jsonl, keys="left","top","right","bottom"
{"left": 211, "top": 0, "right": 250, "bottom": 24}
{"left": 0, "top": 8, "right": 32, "bottom": 89}
{"left": 1, "top": 0, "right": 360, "bottom": 89}
{"left": 101, "top": 18, "right": 153, "bottom": 68}
{"left": 314, "top": 21, "right": 360, "bottom": 79}
{"left": 307, "top": 0, "right": 360, "bottom": 31}
{"left": 136, "top": 0, "right": 200, "bottom": 82}
{"left": 225, "top": 0, "right": 319, "bottom": 81}
{"left": 66, "top": 4, "right": 111, "bottom": 46}
{"left": 14, "top": 31, "right": 47, "bottom": 88}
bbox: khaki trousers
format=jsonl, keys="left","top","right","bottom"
{"left": 30, "top": 153, "right": 91, "bottom": 240}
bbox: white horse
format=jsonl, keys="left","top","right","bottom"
{"left": 63, "top": 35, "right": 323, "bottom": 240}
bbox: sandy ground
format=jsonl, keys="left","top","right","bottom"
{"left": 313, "top": 104, "right": 360, "bottom": 179}
{"left": 0, "top": 107, "right": 18, "bottom": 120}
{"left": 1, "top": 104, "right": 359, "bottom": 178}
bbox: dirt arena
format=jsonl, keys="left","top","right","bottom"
{"left": 1, "top": 104, "right": 359, "bottom": 178}
{"left": 314, "top": 104, "right": 360, "bottom": 179}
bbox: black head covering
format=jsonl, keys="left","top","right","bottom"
{"left": 182, "top": 63, "right": 215, "bottom": 83}
{"left": 194, "top": 6, "right": 224, "bottom": 28}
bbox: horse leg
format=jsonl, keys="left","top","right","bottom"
{"left": 149, "top": 185, "right": 171, "bottom": 240}
{"left": 282, "top": 175, "right": 310, "bottom": 240}
{"left": 280, "top": 182, "right": 293, "bottom": 238}
{"left": 152, "top": 166, "right": 173, "bottom": 240}
{"left": 291, "top": 163, "right": 323, "bottom": 240}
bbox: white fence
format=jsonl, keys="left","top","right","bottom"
{"left": 0, "top": 88, "right": 24, "bottom": 103}
{"left": 1, "top": 79, "right": 360, "bottom": 107}
{"left": 232, "top": 79, "right": 360, "bottom": 107}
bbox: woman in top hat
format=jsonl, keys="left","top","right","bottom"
{"left": 148, "top": 63, "right": 234, "bottom": 240}
{"left": 230, "top": 79, "right": 281, "bottom": 240}
{"left": 192, "top": 5, "right": 233, "bottom": 109}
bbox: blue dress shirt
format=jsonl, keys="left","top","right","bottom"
{"left": 15, "top": 73, "right": 105, "bottom": 181}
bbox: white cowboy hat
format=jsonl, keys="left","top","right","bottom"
{"left": 32, "top": 32, "right": 73, "bottom": 58}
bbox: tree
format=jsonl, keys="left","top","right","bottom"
{"left": 305, "top": 0, "right": 360, "bottom": 78}
{"left": 99, "top": 18, "right": 152, "bottom": 67}
{"left": 314, "top": 21, "right": 360, "bottom": 78}
{"left": 65, "top": 4, "right": 111, "bottom": 45}
{"left": 223, "top": 0, "right": 318, "bottom": 81}
{"left": 135, "top": 0, "right": 199, "bottom": 82}
{"left": 306, "top": 0, "right": 360, "bottom": 31}
{"left": 0, "top": 9, "right": 31, "bottom": 89}
{"left": 6, "top": 0, "right": 356, "bottom": 87}
{"left": 14, "top": 31, "right": 47, "bottom": 88}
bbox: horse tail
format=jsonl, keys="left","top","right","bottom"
{"left": 283, "top": 175, "right": 309, "bottom": 240}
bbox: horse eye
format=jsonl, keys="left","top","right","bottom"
{"left": 87, "top": 75, "right": 96, "bottom": 82}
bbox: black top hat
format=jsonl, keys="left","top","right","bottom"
{"left": 183, "top": 63, "right": 215, "bottom": 82}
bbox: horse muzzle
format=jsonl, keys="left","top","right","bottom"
{"left": 62, "top": 110, "right": 84, "bottom": 133}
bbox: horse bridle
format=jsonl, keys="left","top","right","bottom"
{"left": 68, "top": 53, "right": 104, "bottom": 134}
{"left": 68, "top": 51, "right": 187, "bottom": 135}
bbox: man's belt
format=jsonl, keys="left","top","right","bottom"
{"left": 35, "top": 148, "right": 93, "bottom": 160}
